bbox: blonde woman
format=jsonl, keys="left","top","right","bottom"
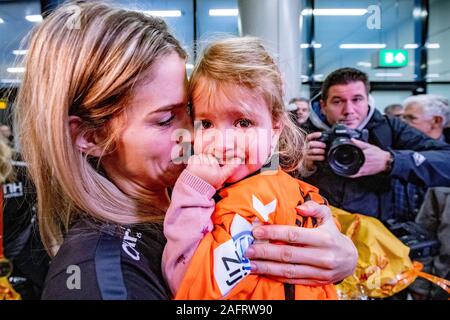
{"left": 15, "top": 1, "right": 356, "bottom": 300}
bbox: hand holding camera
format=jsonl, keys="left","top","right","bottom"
{"left": 305, "top": 124, "right": 392, "bottom": 177}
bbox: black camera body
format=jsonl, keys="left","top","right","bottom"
{"left": 384, "top": 219, "right": 441, "bottom": 260}
{"left": 318, "top": 124, "right": 369, "bottom": 177}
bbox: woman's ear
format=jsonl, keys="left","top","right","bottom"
{"left": 69, "top": 115, "right": 103, "bottom": 158}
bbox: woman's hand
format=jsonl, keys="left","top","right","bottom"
{"left": 245, "top": 201, "right": 358, "bottom": 285}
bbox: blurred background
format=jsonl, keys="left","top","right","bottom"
{"left": 0, "top": 0, "right": 449, "bottom": 127}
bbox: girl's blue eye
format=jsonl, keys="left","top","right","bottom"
{"left": 201, "top": 120, "right": 213, "bottom": 129}
{"left": 158, "top": 115, "right": 175, "bottom": 127}
{"left": 235, "top": 119, "right": 253, "bottom": 128}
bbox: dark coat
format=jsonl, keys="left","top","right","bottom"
{"left": 301, "top": 106, "right": 450, "bottom": 221}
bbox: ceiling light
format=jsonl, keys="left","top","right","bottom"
{"left": 426, "top": 43, "right": 440, "bottom": 49}
{"left": 142, "top": 10, "right": 182, "bottom": 17}
{"left": 313, "top": 74, "right": 324, "bottom": 80}
{"left": 301, "top": 9, "right": 367, "bottom": 16}
{"left": 375, "top": 72, "right": 403, "bottom": 77}
{"left": 1, "top": 79, "right": 21, "bottom": 84}
{"left": 7, "top": 67, "right": 25, "bottom": 73}
{"left": 413, "top": 8, "right": 428, "bottom": 18}
{"left": 300, "top": 43, "right": 322, "bottom": 49}
{"left": 25, "top": 15, "right": 43, "bottom": 22}
{"left": 13, "top": 50, "right": 28, "bottom": 55}
{"left": 0, "top": 18, "right": 4, "bottom": 24}
{"left": 425, "top": 74, "right": 440, "bottom": 78}
{"left": 357, "top": 61, "right": 372, "bottom": 68}
{"left": 340, "top": 43, "right": 386, "bottom": 49}
{"left": 300, "top": 75, "right": 310, "bottom": 81}
{"left": 209, "top": 9, "right": 239, "bottom": 16}
{"left": 404, "top": 43, "right": 419, "bottom": 49}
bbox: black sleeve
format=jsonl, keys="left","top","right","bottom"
{"left": 42, "top": 261, "right": 102, "bottom": 300}
{"left": 42, "top": 261, "right": 169, "bottom": 300}
{"left": 121, "top": 261, "right": 169, "bottom": 300}
{"left": 42, "top": 223, "right": 170, "bottom": 300}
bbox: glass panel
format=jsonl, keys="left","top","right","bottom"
{"left": 371, "top": 90, "right": 412, "bottom": 113}
{"left": 0, "top": 0, "right": 41, "bottom": 88}
{"left": 313, "top": 0, "right": 416, "bottom": 82}
{"left": 113, "top": 0, "right": 194, "bottom": 66}
{"left": 196, "top": 0, "right": 239, "bottom": 40}
{"left": 428, "top": 0, "right": 450, "bottom": 82}
{"left": 428, "top": 84, "right": 450, "bottom": 98}
{"left": 300, "top": 0, "right": 312, "bottom": 83}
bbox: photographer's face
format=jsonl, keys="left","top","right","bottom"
{"left": 321, "top": 81, "right": 369, "bottom": 129}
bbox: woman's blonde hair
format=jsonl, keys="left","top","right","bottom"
{"left": 15, "top": 0, "right": 186, "bottom": 255}
{"left": 189, "top": 36, "right": 306, "bottom": 173}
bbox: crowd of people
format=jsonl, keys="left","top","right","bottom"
{"left": 1, "top": 0, "right": 449, "bottom": 300}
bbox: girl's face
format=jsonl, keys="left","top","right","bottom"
{"left": 192, "top": 80, "right": 281, "bottom": 184}
{"left": 102, "top": 53, "right": 192, "bottom": 195}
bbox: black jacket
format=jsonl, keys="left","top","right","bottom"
{"left": 42, "top": 218, "right": 170, "bottom": 300}
{"left": 301, "top": 105, "right": 450, "bottom": 221}
{"left": 443, "top": 128, "right": 450, "bottom": 144}
{"left": 3, "top": 155, "right": 50, "bottom": 299}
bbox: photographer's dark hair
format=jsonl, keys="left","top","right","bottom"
{"left": 321, "top": 68, "right": 370, "bottom": 101}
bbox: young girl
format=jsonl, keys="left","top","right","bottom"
{"left": 162, "top": 37, "right": 337, "bottom": 300}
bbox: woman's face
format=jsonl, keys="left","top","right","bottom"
{"left": 103, "top": 52, "right": 191, "bottom": 194}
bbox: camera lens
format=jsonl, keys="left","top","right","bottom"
{"left": 334, "top": 145, "right": 359, "bottom": 165}
{"left": 328, "top": 141, "right": 365, "bottom": 177}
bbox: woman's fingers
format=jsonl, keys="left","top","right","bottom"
{"left": 249, "top": 200, "right": 358, "bottom": 284}
{"left": 250, "top": 260, "right": 335, "bottom": 282}
{"left": 296, "top": 201, "right": 332, "bottom": 223}
{"left": 245, "top": 244, "right": 337, "bottom": 269}
{"left": 251, "top": 225, "right": 334, "bottom": 248}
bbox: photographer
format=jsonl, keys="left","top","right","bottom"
{"left": 301, "top": 67, "right": 450, "bottom": 221}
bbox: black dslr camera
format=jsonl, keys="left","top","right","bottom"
{"left": 317, "top": 124, "right": 369, "bottom": 177}
{"left": 384, "top": 219, "right": 440, "bottom": 260}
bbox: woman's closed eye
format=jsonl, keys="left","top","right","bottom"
{"left": 235, "top": 118, "right": 254, "bottom": 128}
{"left": 157, "top": 114, "right": 175, "bottom": 127}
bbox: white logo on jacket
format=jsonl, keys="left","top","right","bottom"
{"left": 213, "top": 195, "right": 276, "bottom": 296}
{"left": 412, "top": 152, "right": 426, "bottom": 167}
{"left": 122, "top": 229, "right": 140, "bottom": 261}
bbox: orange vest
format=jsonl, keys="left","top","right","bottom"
{"left": 175, "top": 169, "right": 337, "bottom": 300}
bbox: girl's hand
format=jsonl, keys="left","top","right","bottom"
{"left": 186, "top": 154, "right": 241, "bottom": 189}
{"left": 245, "top": 201, "right": 358, "bottom": 285}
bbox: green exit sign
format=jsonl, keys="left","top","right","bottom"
{"left": 378, "top": 50, "right": 408, "bottom": 67}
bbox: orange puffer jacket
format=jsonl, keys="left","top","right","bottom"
{"left": 175, "top": 169, "right": 337, "bottom": 300}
